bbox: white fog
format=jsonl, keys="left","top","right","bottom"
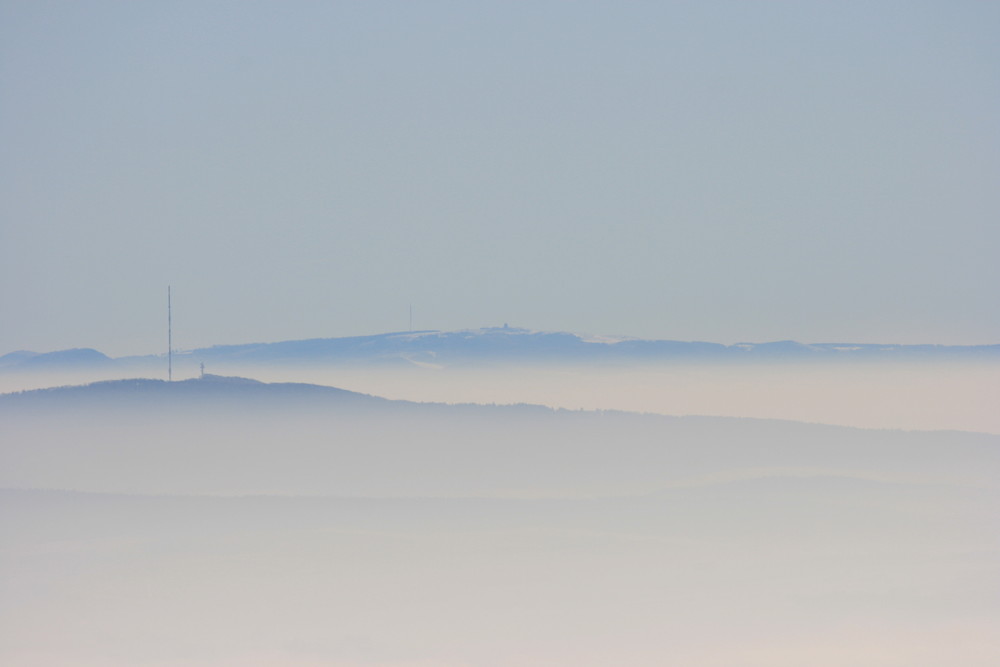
{"left": 3, "top": 0, "right": 998, "bottom": 663}
{"left": 2, "top": 372, "right": 998, "bottom": 665}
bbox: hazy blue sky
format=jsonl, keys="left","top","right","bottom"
{"left": 2, "top": 1, "right": 997, "bottom": 355}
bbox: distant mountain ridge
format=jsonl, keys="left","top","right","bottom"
{"left": 0, "top": 347, "right": 114, "bottom": 370}
{"left": 3, "top": 327, "right": 999, "bottom": 375}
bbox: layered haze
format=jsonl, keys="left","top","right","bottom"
{"left": 2, "top": 1, "right": 998, "bottom": 665}
{"left": 3, "top": 328, "right": 998, "bottom": 433}
{"left": 2, "top": 376, "right": 998, "bottom": 665}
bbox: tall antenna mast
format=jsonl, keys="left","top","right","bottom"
{"left": 167, "top": 286, "right": 173, "bottom": 382}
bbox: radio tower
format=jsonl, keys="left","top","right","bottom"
{"left": 167, "top": 286, "right": 173, "bottom": 382}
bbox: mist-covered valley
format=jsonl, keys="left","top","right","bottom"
{"left": 5, "top": 0, "right": 998, "bottom": 662}
{"left": 2, "top": 373, "right": 998, "bottom": 665}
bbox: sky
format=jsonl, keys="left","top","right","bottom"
{"left": 1, "top": 1, "right": 998, "bottom": 356}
